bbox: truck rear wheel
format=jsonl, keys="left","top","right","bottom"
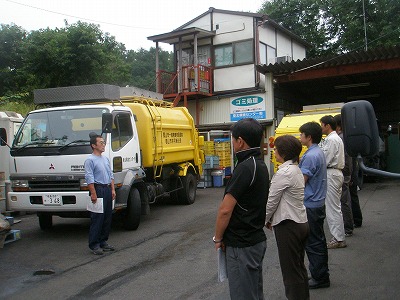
{"left": 168, "top": 178, "right": 179, "bottom": 203}
{"left": 178, "top": 173, "right": 196, "bottom": 205}
{"left": 38, "top": 213, "right": 53, "bottom": 230}
{"left": 123, "top": 188, "right": 141, "bottom": 230}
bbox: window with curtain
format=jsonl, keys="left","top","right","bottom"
{"left": 214, "top": 40, "right": 253, "bottom": 67}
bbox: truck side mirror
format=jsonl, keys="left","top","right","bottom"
{"left": 0, "top": 128, "right": 7, "bottom": 146}
{"left": 342, "top": 100, "right": 400, "bottom": 179}
{"left": 102, "top": 113, "right": 113, "bottom": 134}
{"left": 341, "top": 100, "right": 379, "bottom": 158}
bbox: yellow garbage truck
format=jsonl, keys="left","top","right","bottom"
{"left": 2, "top": 84, "right": 204, "bottom": 230}
{"left": 269, "top": 103, "right": 343, "bottom": 172}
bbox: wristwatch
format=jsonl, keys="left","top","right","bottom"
{"left": 213, "top": 236, "right": 223, "bottom": 243}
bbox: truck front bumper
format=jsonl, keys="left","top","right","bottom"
{"left": 8, "top": 191, "right": 90, "bottom": 212}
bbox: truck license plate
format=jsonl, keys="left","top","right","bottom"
{"left": 43, "top": 194, "right": 62, "bottom": 205}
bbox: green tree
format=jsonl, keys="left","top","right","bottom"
{"left": 259, "top": 0, "right": 400, "bottom": 57}
{"left": 323, "top": 0, "right": 400, "bottom": 52}
{"left": 0, "top": 24, "right": 27, "bottom": 95}
{"left": 126, "top": 47, "right": 173, "bottom": 91}
{"left": 22, "top": 22, "right": 131, "bottom": 88}
{"left": 0, "top": 20, "right": 173, "bottom": 107}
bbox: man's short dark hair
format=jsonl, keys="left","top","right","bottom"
{"left": 299, "top": 121, "right": 323, "bottom": 144}
{"left": 275, "top": 135, "right": 302, "bottom": 163}
{"left": 90, "top": 133, "right": 102, "bottom": 149}
{"left": 320, "top": 115, "right": 336, "bottom": 130}
{"left": 231, "top": 118, "right": 263, "bottom": 148}
{"left": 333, "top": 114, "right": 342, "bottom": 128}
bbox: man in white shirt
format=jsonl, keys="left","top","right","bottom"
{"left": 320, "top": 115, "right": 346, "bottom": 249}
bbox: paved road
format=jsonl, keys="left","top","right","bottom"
{"left": 1, "top": 179, "right": 400, "bottom": 299}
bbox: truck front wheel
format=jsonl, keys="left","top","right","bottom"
{"left": 178, "top": 173, "right": 196, "bottom": 205}
{"left": 123, "top": 188, "right": 141, "bottom": 230}
{"left": 38, "top": 213, "right": 53, "bottom": 230}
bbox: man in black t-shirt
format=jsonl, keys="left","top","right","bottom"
{"left": 214, "top": 118, "right": 270, "bottom": 300}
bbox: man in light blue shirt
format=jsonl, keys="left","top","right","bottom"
{"left": 85, "top": 134, "right": 115, "bottom": 255}
{"left": 299, "top": 122, "right": 330, "bottom": 289}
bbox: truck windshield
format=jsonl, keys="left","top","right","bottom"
{"left": 13, "top": 108, "right": 107, "bottom": 148}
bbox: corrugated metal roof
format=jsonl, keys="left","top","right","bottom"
{"left": 255, "top": 45, "right": 400, "bottom": 126}
{"left": 256, "top": 45, "right": 400, "bottom": 75}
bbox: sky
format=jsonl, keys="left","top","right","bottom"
{"left": 1, "top": 0, "right": 264, "bottom": 51}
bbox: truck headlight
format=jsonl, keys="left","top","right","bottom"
{"left": 80, "top": 179, "right": 89, "bottom": 191}
{"left": 12, "top": 180, "right": 29, "bottom": 191}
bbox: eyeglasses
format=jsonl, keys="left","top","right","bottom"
{"left": 98, "top": 141, "right": 106, "bottom": 145}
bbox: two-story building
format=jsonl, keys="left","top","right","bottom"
{"left": 148, "top": 7, "right": 309, "bottom": 176}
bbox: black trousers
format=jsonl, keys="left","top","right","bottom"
{"left": 350, "top": 159, "right": 363, "bottom": 227}
{"left": 349, "top": 182, "right": 363, "bottom": 227}
{"left": 305, "top": 206, "right": 330, "bottom": 282}
{"left": 341, "top": 180, "right": 354, "bottom": 233}
{"left": 274, "top": 220, "right": 310, "bottom": 300}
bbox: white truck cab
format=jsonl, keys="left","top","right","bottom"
{"left": 0, "top": 111, "right": 24, "bottom": 213}
{"left": 7, "top": 103, "right": 144, "bottom": 229}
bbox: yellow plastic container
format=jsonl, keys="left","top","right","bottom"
{"left": 203, "top": 141, "right": 215, "bottom": 155}
{"left": 214, "top": 141, "right": 230, "bottom": 151}
{"left": 215, "top": 150, "right": 231, "bottom": 160}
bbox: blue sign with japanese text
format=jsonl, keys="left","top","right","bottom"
{"left": 230, "top": 95, "right": 266, "bottom": 121}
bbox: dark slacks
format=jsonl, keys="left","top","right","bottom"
{"left": 274, "top": 220, "right": 310, "bottom": 300}
{"left": 349, "top": 182, "right": 363, "bottom": 227}
{"left": 226, "top": 240, "right": 266, "bottom": 300}
{"left": 89, "top": 185, "right": 113, "bottom": 250}
{"left": 305, "top": 206, "right": 330, "bottom": 282}
{"left": 350, "top": 159, "right": 363, "bottom": 227}
{"left": 341, "top": 178, "right": 354, "bottom": 234}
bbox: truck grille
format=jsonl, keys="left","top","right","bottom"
{"left": 29, "top": 180, "right": 81, "bottom": 191}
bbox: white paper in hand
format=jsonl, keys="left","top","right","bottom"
{"left": 86, "top": 197, "right": 104, "bottom": 213}
{"left": 217, "top": 248, "right": 228, "bottom": 282}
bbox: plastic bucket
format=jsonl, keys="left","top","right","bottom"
{"left": 211, "top": 170, "right": 224, "bottom": 187}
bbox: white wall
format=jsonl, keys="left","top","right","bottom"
{"left": 183, "top": 14, "right": 211, "bottom": 31}
{"left": 259, "top": 24, "right": 276, "bottom": 48}
{"left": 276, "top": 34, "right": 292, "bottom": 57}
{"left": 258, "top": 24, "right": 307, "bottom": 62}
{"left": 199, "top": 98, "right": 231, "bottom": 124}
{"left": 212, "top": 13, "right": 254, "bottom": 45}
{"left": 214, "top": 65, "right": 255, "bottom": 92}
{"left": 292, "top": 42, "right": 306, "bottom": 61}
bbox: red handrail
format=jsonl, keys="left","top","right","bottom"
{"left": 157, "top": 64, "right": 213, "bottom": 95}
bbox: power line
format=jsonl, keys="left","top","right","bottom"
{"left": 362, "top": 0, "right": 368, "bottom": 51}
{"left": 4, "top": 0, "right": 158, "bottom": 30}
{"left": 291, "top": 27, "right": 399, "bottom": 74}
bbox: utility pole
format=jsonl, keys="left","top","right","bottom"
{"left": 362, "top": 0, "right": 368, "bottom": 51}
